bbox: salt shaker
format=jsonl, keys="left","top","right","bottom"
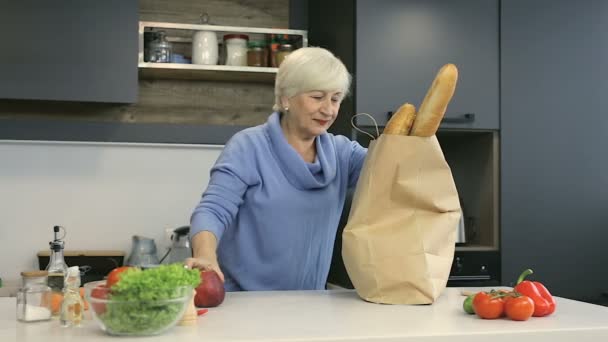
{"left": 16, "top": 271, "right": 52, "bottom": 322}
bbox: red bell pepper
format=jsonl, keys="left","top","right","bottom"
{"left": 513, "top": 269, "right": 556, "bottom": 317}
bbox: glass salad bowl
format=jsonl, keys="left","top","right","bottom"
{"left": 84, "top": 280, "right": 193, "bottom": 336}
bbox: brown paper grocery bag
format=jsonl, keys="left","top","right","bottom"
{"left": 342, "top": 133, "right": 461, "bottom": 304}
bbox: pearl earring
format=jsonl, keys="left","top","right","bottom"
{"left": 284, "top": 107, "right": 289, "bottom": 112}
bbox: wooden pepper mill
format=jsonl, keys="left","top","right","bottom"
{"left": 178, "top": 289, "right": 198, "bottom": 326}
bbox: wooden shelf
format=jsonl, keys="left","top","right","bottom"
{"left": 138, "top": 21, "right": 307, "bottom": 83}
{"left": 139, "top": 62, "right": 278, "bottom": 83}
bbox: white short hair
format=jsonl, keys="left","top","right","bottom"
{"left": 273, "top": 47, "right": 351, "bottom": 112}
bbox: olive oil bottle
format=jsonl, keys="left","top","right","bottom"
{"left": 45, "top": 226, "right": 68, "bottom": 316}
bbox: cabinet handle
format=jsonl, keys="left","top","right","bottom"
{"left": 442, "top": 113, "right": 475, "bottom": 124}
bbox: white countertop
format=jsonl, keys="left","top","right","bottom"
{"left": 1, "top": 288, "right": 608, "bottom": 341}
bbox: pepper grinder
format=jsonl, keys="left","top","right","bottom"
{"left": 178, "top": 289, "right": 198, "bottom": 326}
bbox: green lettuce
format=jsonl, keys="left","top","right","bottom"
{"left": 99, "top": 263, "right": 201, "bottom": 335}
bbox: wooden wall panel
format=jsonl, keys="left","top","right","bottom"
{"left": 140, "top": 0, "right": 288, "bottom": 28}
{"left": 132, "top": 79, "right": 274, "bottom": 125}
{"left": 0, "top": 0, "right": 288, "bottom": 127}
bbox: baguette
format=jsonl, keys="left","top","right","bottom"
{"left": 410, "top": 64, "right": 458, "bottom": 137}
{"left": 383, "top": 103, "right": 416, "bottom": 135}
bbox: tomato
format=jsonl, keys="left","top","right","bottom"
{"left": 492, "top": 290, "right": 513, "bottom": 316}
{"left": 90, "top": 284, "right": 109, "bottom": 315}
{"left": 106, "top": 266, "right": 133, "bottom": 287}
{"left": 505, "top": 295, "right": 535, "bottom": 321}
{"left": 472, "top": 292, "right": 505, "bottom": 319}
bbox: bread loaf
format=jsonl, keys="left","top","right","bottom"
{"left": 410, "top": 64, "right": 458, "bottom": 137}
{"left": 383, "top": 103, "right": 416, "bottom": 135}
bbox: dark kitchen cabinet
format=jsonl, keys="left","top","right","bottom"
{"left": 501, "top": 0, "right": 608, "bottom": 302}
{"left": 309, "top": 0, "right": 499, "bottom": 133}
{"left": 0, "top": 1, "right": 138, "bottom": 103}
{"left": 309, "top": 0, "right": 501, "bottom": 289}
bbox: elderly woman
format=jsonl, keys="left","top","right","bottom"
{"left": 186, "top": 47, "right": 367, "bottom": 291}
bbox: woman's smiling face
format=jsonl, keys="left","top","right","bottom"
{"left": 283, "top": 90, "right": 344, "bottom": 138}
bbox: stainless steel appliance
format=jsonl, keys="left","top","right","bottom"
{"left": 160, "top": 226, "right": 192, "bottom": 264}
{"left": 125, "top": 235, "right": 160, "bottom": 267}
{"left": 456, "top": 198, "right": 467, "bottom": 244}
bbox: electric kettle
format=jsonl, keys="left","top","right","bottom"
{"left": 160, "top": 226, "right": 192, "bottom": 264}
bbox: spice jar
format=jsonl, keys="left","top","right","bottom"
{"left": 224, "top": 34, "right": 249, "bottom": 66}
{"left": 276, "top": 44, "right": 294, "bottom": 67}
{"left": 16, "top": 271, "right": 52, "bottom": 322}
{"left": 247, "top": 41, "right": 268, "bottom": 67}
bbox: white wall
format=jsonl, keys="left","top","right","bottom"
{"left": 0, "top": 140, "right": 223, "bottom": 283}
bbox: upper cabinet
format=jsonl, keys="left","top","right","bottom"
{"left": 0, "top": 1, "right": 138, "bottom": 104}
{"left": 310, "top": 0, "right": 499, "bottom": 131}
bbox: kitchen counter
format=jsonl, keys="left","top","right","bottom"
{"left": 1, "top": 288, "right": 608, "bottom": 341}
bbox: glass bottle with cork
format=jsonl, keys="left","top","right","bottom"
{"left": 46, "top": 225, "right": 68, "bottom": 315}
{"left": 60, "top": 266, "right": 83, "bottom": 327}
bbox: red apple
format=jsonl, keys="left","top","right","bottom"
{"left": 194, "top": 270, "right": 225, "bottom": 308}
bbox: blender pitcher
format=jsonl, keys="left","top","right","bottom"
{"left": 126, "top": 235, "right": 160, "bottom": 267}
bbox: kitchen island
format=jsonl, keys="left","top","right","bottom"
{"left": 1, "top": 288, "right": 608, "bottom": 341}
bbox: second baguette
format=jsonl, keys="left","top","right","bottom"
{"left": 383, "top": 103, "right": 416, "bottom": 135}
{"left": 410, "top": 64, "right": 458, "bottom": 137}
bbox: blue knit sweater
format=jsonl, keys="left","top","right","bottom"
{"left": 190, "top": 112, "right": 367, "bottom": 291}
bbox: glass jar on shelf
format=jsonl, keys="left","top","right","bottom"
{"left": 16, "top": 271, "right": 52, "bottom": 322}
{"left": 247, "top": 41, "right": 268, "bottom": 67}
{"left": 276, "top": 43, "right": 294, "bottom": 67}
{"left": 148, "top": 30, "right": 173, "bottom": 63}
{"left": 224, "top": 34, "right": 249, "bottom": 66}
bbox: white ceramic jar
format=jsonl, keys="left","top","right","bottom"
{"left": 224, "top": 34, "right": 249, "bottom": 66}
{"left": 192, "top": 30, "right": 218, "bottom": 65}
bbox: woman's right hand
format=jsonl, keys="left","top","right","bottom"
{"left": 184, "top": 257, "right": 225, "bottom": 282}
